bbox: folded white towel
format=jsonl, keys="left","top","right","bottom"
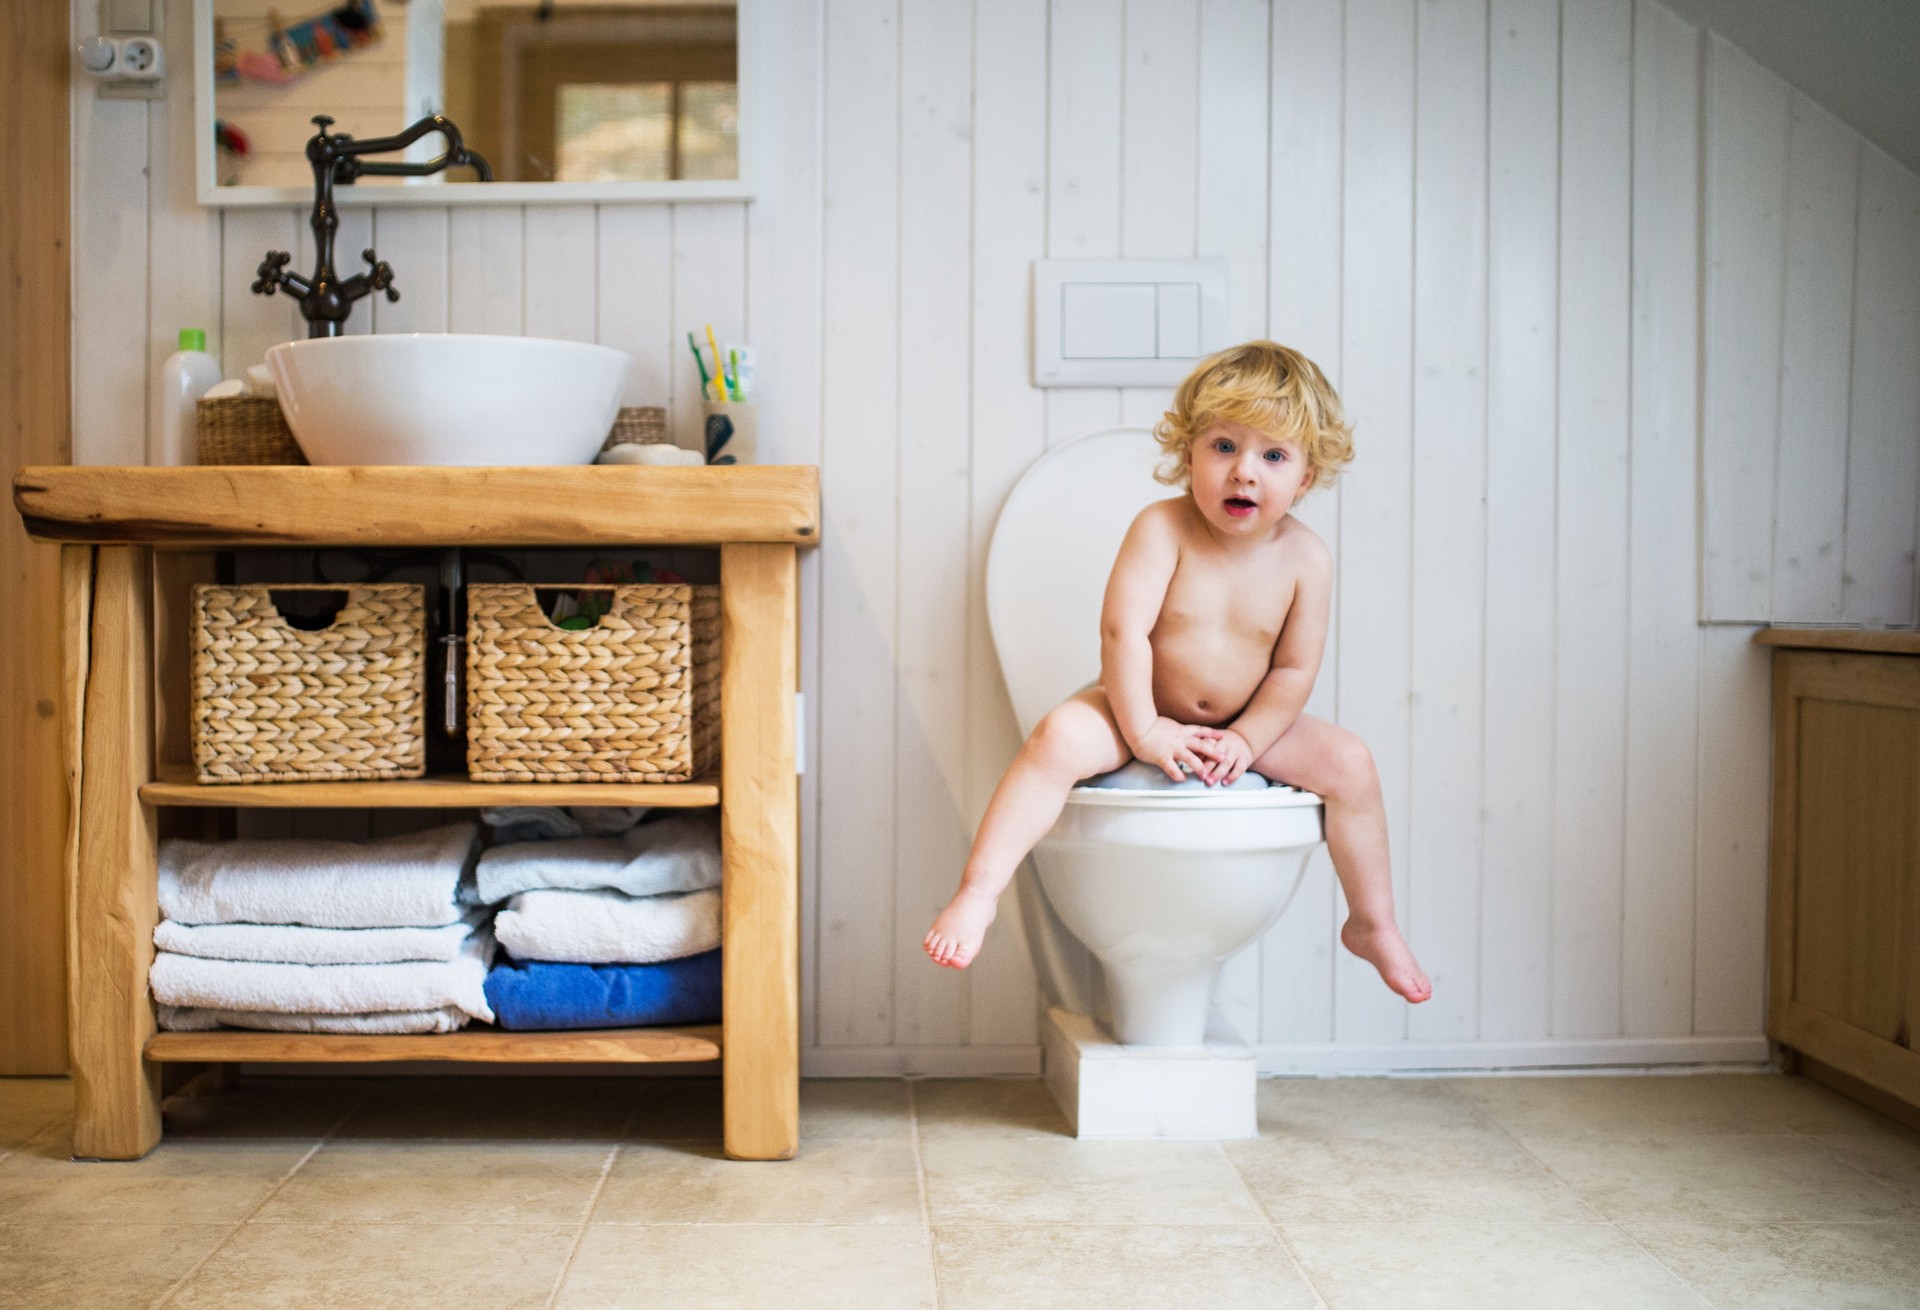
{"left": 159, "top": 823, "right": 478, "bottom": 928}
{"left": 150, "top": 930, "right": 495, "bottom": 1021}
{"left": 477, "top": 811, "right": 720, "bottom": 904}
{"left": 158, "top": 1005, "right": 470, "bottom": 1035}
{"left": 154, "top": 910, "right": 486, "bottom": 966}
{"left": 481, "top": 805, "right": 649, "bottom": 843}
{"left": 493, "top": 888, "right": 719, "bottom": 965}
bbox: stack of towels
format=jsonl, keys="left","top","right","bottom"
{"left": 152, "top": 823, "right": 495, "bottom": 1034}
{"left": 478, "top": 808, "right": 723, "bottom": 1030}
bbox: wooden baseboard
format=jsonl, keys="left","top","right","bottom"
{"left": 1796, "top": 1052, "right": 1920, "bottom": 1135}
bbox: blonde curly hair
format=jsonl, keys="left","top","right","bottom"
{"left": 1152, "top": 341, "right": 1354, "bottom": 491}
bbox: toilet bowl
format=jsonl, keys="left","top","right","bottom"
{"left": 987, "top": 428, "right": 1328, "bottom": 1048}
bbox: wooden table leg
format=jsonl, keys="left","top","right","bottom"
{"left": 69, "top": 546, "right": 161, "bottom": 1160}
{"left": 719, "top": 543, "right": 799, "bottom": 1160}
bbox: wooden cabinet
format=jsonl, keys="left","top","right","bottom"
{"left": 14, "top": 465, "right": 816, "bottom": 1161}
{"left": 1763, "top": 629, "right": 1920, "bottom": 1115}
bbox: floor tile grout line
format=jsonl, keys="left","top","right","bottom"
{"left": 1216, "top": 1137, "right": 1333, "bottom": 1309}
{"left": 1460, "top": 1093, "right": 1722, "bottom": 1309}
{"left": 1764, "top": 1100, "right": 1920, "bottom": 1211}
{"left": 540, "top": 1103, "right": 637, "bottom": 1310}
{"left": 906, "top": 1080, "right": 947, "bottom": 1309}
{"left": 150, "top": 1100, "right": 361, "bottom": 1309}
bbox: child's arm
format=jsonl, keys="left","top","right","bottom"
{"left": 1099, "top": 504, "right": 1224, "bottom": 781}
{"left": 1220, "top": 539, "right": 1332, "bottom": 770}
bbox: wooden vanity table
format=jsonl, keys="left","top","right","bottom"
{"left": 13, "top": 465, "right": 817, "bottom": 1161}
{"left": 1760, "top": 627, "right": 1920, "bottom": 1124}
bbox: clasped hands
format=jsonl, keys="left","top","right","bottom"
{"left": 1132, "top": 717, "right": 1255, "bottom": 786}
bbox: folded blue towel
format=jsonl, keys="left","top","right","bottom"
{"left": 483, "top": 950, "right": 721, "bottom": 1031}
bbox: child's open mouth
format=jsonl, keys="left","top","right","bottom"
{"left": 1224, "top": 497, "right": 1257, "bottom": 518}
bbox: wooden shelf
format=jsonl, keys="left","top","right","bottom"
{"left": 145, "top": 1023, "right": 722, "bottom": 1064}
{"left": 1755, "top": 626, "right": 1920, "bottom": 656}
{"left": 141, "top": 763, "right": 719, "bottom": 809}
{"left": 14, "top": 464, "right": 819, "bottom": 548}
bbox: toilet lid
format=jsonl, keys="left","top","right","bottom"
{"left": 986, "top": 428, "right": 1181, "bottom": 735}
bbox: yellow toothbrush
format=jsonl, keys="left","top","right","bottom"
{"left": 704, "top": 324, "right": 728, "bottom": 402}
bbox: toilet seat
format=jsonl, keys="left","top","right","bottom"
{"left": 1064, "top": 784, "right": 1321, "bottom": 810}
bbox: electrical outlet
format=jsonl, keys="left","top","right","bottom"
{"left": 117, "top": 36, "right": 162, "bottom": 78}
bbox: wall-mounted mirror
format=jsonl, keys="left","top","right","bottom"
{"left": 195, "top": 0, "right": 753, "bottom": 206}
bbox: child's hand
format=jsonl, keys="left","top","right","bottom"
{"left": 1201, "top": 728, "right": 1255, "bottom": 785}
{"left": 1134, "top": 718, "right": 1224, "bottom": 783}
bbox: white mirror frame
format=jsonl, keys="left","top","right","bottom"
{"left": 194, "top": 0, "right": 756, "bottom": 206}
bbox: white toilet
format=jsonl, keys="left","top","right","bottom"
{"left": 986, "top": 429, "right": 1327, "bottom": 1051}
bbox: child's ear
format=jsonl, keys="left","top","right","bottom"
{"left": 1294, "top": 466, "right": 1318, "bottom": 502}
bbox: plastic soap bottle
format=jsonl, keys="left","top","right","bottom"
{"left": 152, "top": 328, "right": 221, "bottom": 466}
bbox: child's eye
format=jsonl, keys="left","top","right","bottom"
{"left": 1264, "top": 449, "right": 1287, "bottom": 462}
{"left": 1212, "top": 439, "right": 1235, "bottom": 454}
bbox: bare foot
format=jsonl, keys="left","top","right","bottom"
{"left": 1340, "top": 916, "right": 1433, "bottom": 1003}
{"left": 924, "top": 887, "right": 999, "bottom": 969}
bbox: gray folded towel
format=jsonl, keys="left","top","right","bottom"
{"left": 158, "top": 823, "right": 479, "bottom": 928}
{"left": 476, "top": 811, "right": 720, "bottom": 905}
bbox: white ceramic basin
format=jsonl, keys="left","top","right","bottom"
{"left": 267, "top": 334, "right": 631, "bottom": 466}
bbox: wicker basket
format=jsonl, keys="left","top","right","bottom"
{"left": 191, "top": 584, "right": 427, "bottom": 783}
{"left": 465, "top": 583, "right": 721, "bottom": 783}
{"left": 197, "top": 395, "right": 308, "bottom": 466}
{"left": 603, "top": 406, "right": 668, "bottom": 450}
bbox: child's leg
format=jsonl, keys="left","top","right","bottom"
{"left": 924, "top": 688, "right": 1132, "bottom": 969}
{"left": 1249, "top": 714, "right": 1432, "bottom": 1003}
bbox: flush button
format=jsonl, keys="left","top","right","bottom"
{"left": 1156, "top": 283, "right": 1202, "bottom": 358}
{"left": 1061, "top": 283, "right": 1158, "bottom": 359}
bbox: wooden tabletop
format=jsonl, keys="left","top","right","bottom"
{"left": 13, "top": 465, "right": 819, "bottom": 547}
{"left": 1755, "top": 627, "right": 1920, "bottom": 656}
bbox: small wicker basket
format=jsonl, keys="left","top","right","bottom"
{"left": 191, "top": 584, "right": 427, "bottom": 783}
{"left": 465, "top": 583, "right": 721, "bottom": 783}
{"left": 196, "top": 395, "right": 307, "bottom": 466}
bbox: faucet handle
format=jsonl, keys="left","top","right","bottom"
{"left": 252, "top": 250, "right": 292, "bottom": 295}
{"left": 361, "top": 248, "right": 401, "bottom": 303}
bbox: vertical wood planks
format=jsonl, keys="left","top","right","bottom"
{"left": 523, "top": 206, "right": 599, "bottom": 344}
{"left": 1479, "top": 0, "right": 1560, "bottom": 1042}
{"left": 964, "top": 0, "right": 1051, "bottom": 1048}
{"left": 1622, "top": 0, "right": 1701, "bottom": 1038}
{"left": 1841, "top": 148, "right": 1920, "bottom": 627}
{"left": 1333, "top": 0, "right": 1413, "bottom": 1043}
{"left": 1046, "top": 0, "right": 1126, "bottom": 445}
{"left": 448, "top": 207, "right": 526, "bottom": 336}
{"left": 815, "top": 0, "right": 900, "bottom": 1049}
{"left": 891, "top": 0, "right": 974, "bottom": 1047}
{"left": 1700, "top": 37, "right": 1789, "bottom": 623}
{"left": 1407, "top": 0, "right": 1488, "bottom": 1044}
{"left": 1261, "top": 0, "right": 1344, "bottom": 1045}
{"left": 218, "top": 209, "right": 304, "bottom": 386}
{"left": 744, "top": 0, "right": 828, "bottom": 1049}
{"left": 72, "top": 90, "right": 150, "bottom": 467}
{"left": 1770, "top": 100, "right": 1858, "bottom": 623}
{"left": 1693, "top": 625, "right": 1772, "bottom": 1034}
{"left": 371, "top": 208, "right": 452, "bottom": 335}
{"left": 597, "top": 207, "right": 674, "bottom": 407}
{"left": 668, "top": 205, "right": 749, "bottom": 449}
{"left": 1552, "top": 0, "right": 1631, "bottom": 1039}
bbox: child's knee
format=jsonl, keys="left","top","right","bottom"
{"left": 1325, "top": 731, "right": 1379, "bottom": 799}
{"left": 1025, "top": 704, "right": 1110, "bottom": 774}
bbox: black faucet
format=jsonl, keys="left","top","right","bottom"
{"left": 252, "top": 115, "right": 492, "bottom": 338}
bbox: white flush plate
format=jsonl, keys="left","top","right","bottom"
{"left": 1033, "top": 258, "right": 1230, "bottom": 387}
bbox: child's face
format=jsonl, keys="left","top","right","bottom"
{"left": 1188, "top": 422, "right": 1316, "bottom": 536}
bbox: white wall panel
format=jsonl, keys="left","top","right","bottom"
{"left": 1841, "top": 148, "right": 1920, "bottom": 627}
{"left": 78, "top": 0, "right": 1906, "bottom": 1071}
{"left": 1478, "top": 0, "right": 1559, "bottom": 1043}
{"left": 1552, "top": 0, "right": 1632, "bottom": 1040}
{"left": 1623, "top": 0, "right": 1701, "bottom": 1039}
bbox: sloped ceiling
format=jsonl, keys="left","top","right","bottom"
{"left": 1659, "top": 0, "right": 1920, "bottom": 174}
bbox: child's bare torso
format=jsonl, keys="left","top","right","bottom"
{"left": 1144, "top": 497, "right": 1317, "bottom": 728}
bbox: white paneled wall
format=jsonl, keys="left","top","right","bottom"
{"left": 1701, "top": 37, "right": 1920, "bottom": 625}
{"left": 80, "top": 0, "right": 1887, "bottom": 1075}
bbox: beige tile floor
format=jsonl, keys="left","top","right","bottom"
{"left": 1, "top": 1071, "right": 1917, "bottom": 1308}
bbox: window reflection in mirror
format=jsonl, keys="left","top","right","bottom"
{"left": 212, "top": 0, "right": 738, "bottom": 189}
